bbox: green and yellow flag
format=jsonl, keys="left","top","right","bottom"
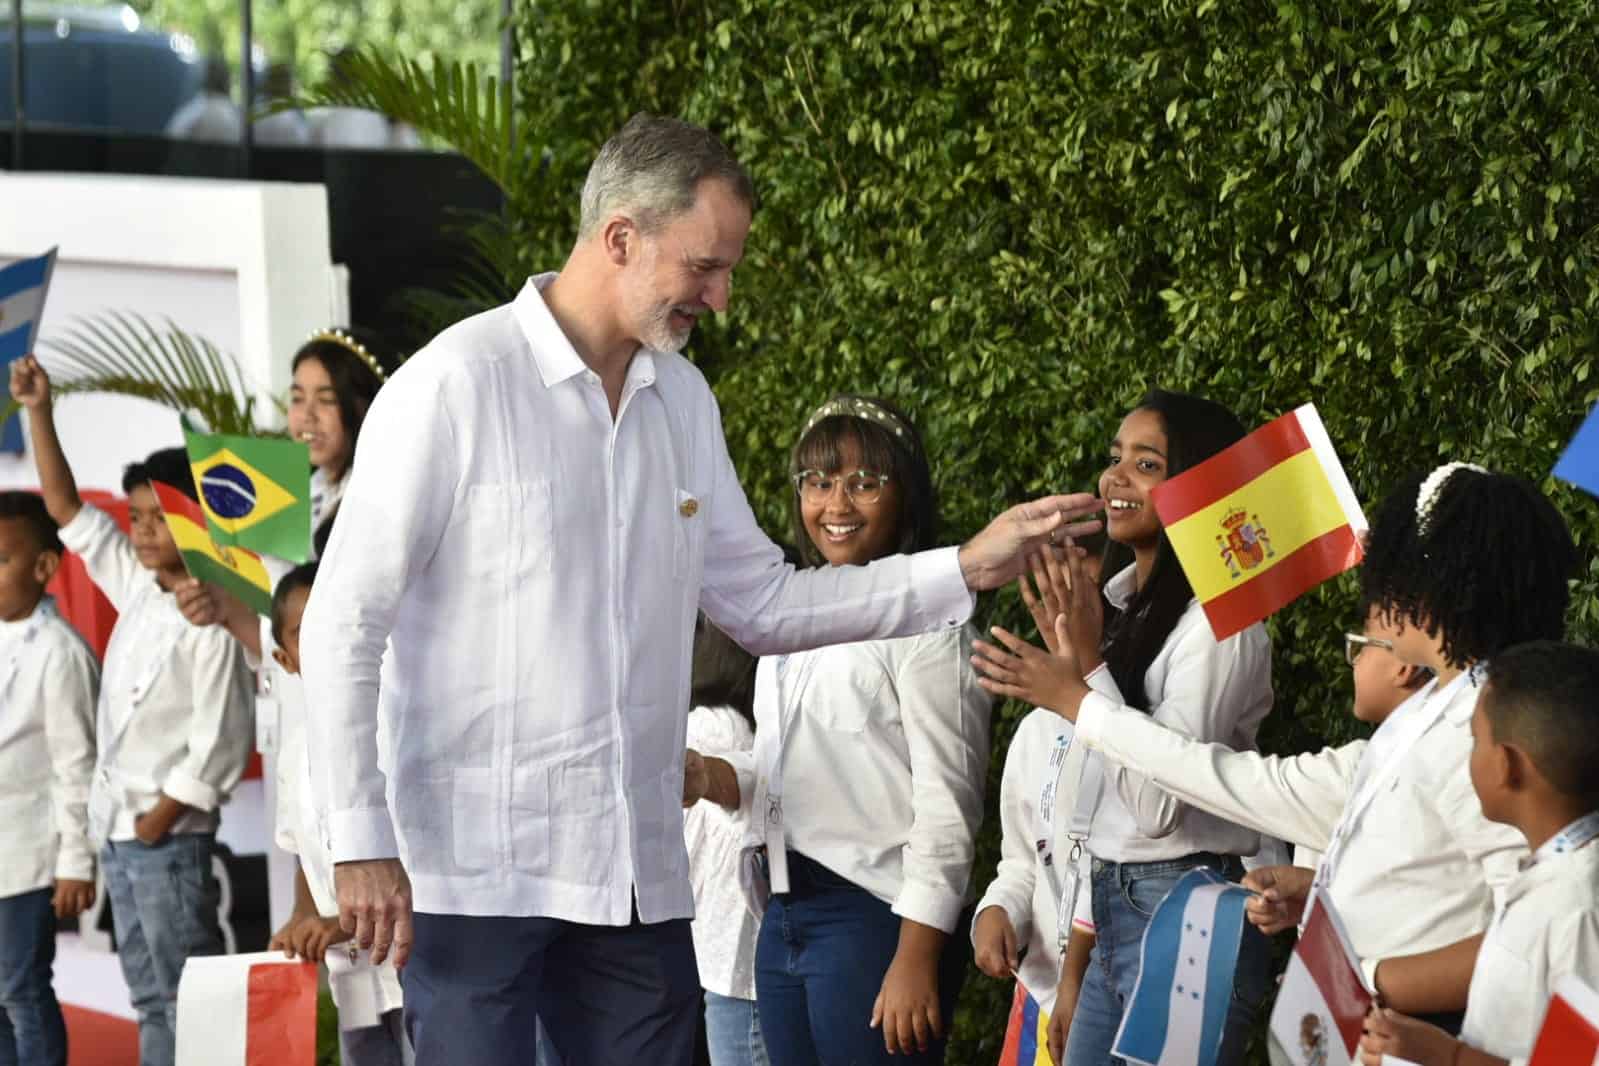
{"left": 182, "top": 420, "right": 312, "bottom": 563}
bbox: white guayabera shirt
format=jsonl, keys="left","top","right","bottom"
{"left": 301, "top": 274, "right": 974, "bottom": 924}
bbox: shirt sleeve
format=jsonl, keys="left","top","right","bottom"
{"left": 45, "top": 636, "right": 100, "bottom": 882}
{"left": 1075, "top": 697, "right": 1362, "bottom": 852}
{"left": 57, "top": 504, "right": 144, "bottom": 611}
{"left": 892, "top": 629, "right": 992, "bottom": 933}
{"left": 161, "top": 626, "right": 255, "bottom": 811}
{"left": 1083, "top": 621, "right": 1273, "bottom": 840}
{"left": 1435, "top": 728, "right": 1527, "bottom": 907}
{"left": 973, "top": 718, "right": 1041, "bottom": 948}
{"left": 299, "top": 366, "right": 460, "bottom": 863}
{"left": 695, "top": 397, "right": 973, "bottom": 655}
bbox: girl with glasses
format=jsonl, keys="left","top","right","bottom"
{"left": 705, "top": 394, "right": 990, "bottom": 1066}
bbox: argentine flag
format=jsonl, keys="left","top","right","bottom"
{"left": 1112, "top": 867, "right": 1252, "bottom": 1066}
{"left": 0, "top": 248, "right": 57, "bottom": 451}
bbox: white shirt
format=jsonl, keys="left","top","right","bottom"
{"left": 1460, "top": 835, "right": 1599, "bottom": 1065}
{"left": 684, "top": 706, "right": 761, "bottom": 1000}
{"left": 0, "top": 598, "right": 100, "bottom": 897}
{"left": 732, "top": 627, "right": 991, "bottom": 933}
{"left": 1079, "top": 565, "right": 1273, "bottom": 863}
{"left": 972, "top": 708, "right": 1094, "bottom": 1014}
{"left": 1074, "top": 671, "right": 1526, "bottom": 979}
{"left": 300, "top": 275, "right": 975, "bottom": 923}
{"left": 60, "top": 505, "right": 255, "bottom": 843}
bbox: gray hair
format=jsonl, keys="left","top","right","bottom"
{"left": 577, "top": 113, "right": 756, "bottom": 239}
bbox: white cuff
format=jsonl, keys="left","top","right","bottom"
{"left": 330, "top": 807, "right": 401, "bottom": 863}
{"left": 54, "top": 842, "right": 96, "bottom": 883}
{"left": 892, "top": 879, "right": 964, "bottom": 935}
{"left": 162, "top": 768, "right": 221, "bottom": 811}
{"left": 910, "top": 546, "right": 975, "bottom": 631}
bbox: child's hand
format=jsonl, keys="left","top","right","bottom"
{"left": 972, "top": 620, "right": 1090, "bottom": 720}
{"left": 870, "top": 947, "right": 944, "bottom": 1054}
{"left": 972, "top": 906, "right": 1019, "bottom": 979}
{"left": 174, "top": 579, "right": 223, "bottom": 628}
{"left": 1019, "top": 549, "right": 1070, "bottom": 654}
{"left": 1240, "top": 865, "right": 1314, "bottom": 935}
{"left": 1059, "top": 544, "right": 1105, "bottom": 674}
{"left": 682, "top": 748, "right": 709, "bottom": 807}
{"left": 1359, "top": 1006, "right": 1458, "bottom": 1066}
{"left": 52, "top": 878, "right": 95, "bottom": 919}
{"left": 9, "top": 355, "right": 52, "bottom": 409}
{"left": 1047, "top": 970, "right": 1083, "bottom": 1066}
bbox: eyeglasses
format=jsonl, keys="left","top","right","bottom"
{"left": 792, "top": 469, "right": 891, "bottom": 506}
{"left": 1344, "top": 632, "right": 1395, "bottom": 666}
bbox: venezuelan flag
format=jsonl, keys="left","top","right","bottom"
{"left": 151, "top": 481, "right": 275, "bottom": 617}
{"left": 999, "top": 984, "right": 1053, "bottom": 1066}
{"left": 1150, "top": 404, "right": 1367, "bottom": 641}
{"left": 182, "top": 421, "right": 312, "bottom": 563}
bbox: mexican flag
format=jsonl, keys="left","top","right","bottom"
{"left": 182, "top": 419, "right": 312, "bottom": 563}
{"left": 1267, "top": 894, "right": 1372, "bottom": 1066}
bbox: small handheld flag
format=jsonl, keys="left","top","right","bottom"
{"left": 175, "top": 952, "right": 317, "bottom": 1066}
{"left": 999, "top": 984, "right": 1053, "bottom": 1066}
{"left": 1554, "top": 404, "right": 1599, "bottom": 501}
{"left": 151, "top": 481, "right": 275, "bottom": 616}
{"left": 1150, "top": 404, "right": 1367, "bottom": 641}
{"left": 0, "top": 248, "right": 58, "bottom": 452}
{"left": 1267, "top": 894, "right": 1372, "bottom": 1066}
{"left": 1112, "top": 867, "right": 1253, "bottom": 1066}
{"left": 182, "top": 420, "right": 312, "bottom": 563}
{"left": 1529, "top": 976, "right": 1599, "bottom": 1066}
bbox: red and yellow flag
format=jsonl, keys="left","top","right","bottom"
{"left": 151, "top": 481, "right": 275, "bottom": 617}
{"left": 1150, "top": 404, "right": 1367, "bottom": 641}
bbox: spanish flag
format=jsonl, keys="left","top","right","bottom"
{"left": 999, "top": 984, "right": 1053, "bottom": 1066}
{"left": 152, "top": 481, "right": 275, "bottom": 617}
{"left": 182, "top": 421, "right": 312, "bottom": 564}
{"left": 1150, "top": 404, "right": 1367, "bottom": 641}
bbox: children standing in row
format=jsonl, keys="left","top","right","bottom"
{"left": 12, "top": 356, "right": 255, "bottom": 1066}
{"left": 0, "top": 493, "right": 100, "bottom": 1066}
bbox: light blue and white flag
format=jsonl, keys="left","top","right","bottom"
{"left": 1112, "top": 866, "right": 1252, "bottom": 1066}
{"left": 0, "top": 248, "right": 57, "bottom": 452}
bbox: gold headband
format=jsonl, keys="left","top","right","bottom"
{"left": 800, "top": 396, "right": 913, "bottom": 443}
{"left": 307, "top": 328, "right": 387, "bottom": 384}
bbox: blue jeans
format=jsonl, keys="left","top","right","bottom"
{"left": 755, "top": 852, "right": 971, "bottom": 1066}
{"left": 403, "top": 910, "right": 697, "bottom": 1066}
{"left": 0, "top": 886, "right": 66, "bottom": 1066}
{"left": 101, "top": 835, "right": 225, "bottom": 1066}
{"left": 705, "top": 990, "right": 769, "bottom": 1066}
{"left": 1065, "top": 854, "right": 1271, "bottom": 1066}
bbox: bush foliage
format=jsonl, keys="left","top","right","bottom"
{"left": 511, "top": 1, "right": 1599, "bottom": 1058}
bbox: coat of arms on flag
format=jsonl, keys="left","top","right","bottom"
{"left": 152, "top": 481, "right": 275, "bottom": 616}
{"left": 174, "top": 952, "right": 318, "bottom": 1066}
{"left": 1151, "top": 403, "right": 1367, "bottom": 640}
{"left": 182, "top": 419, "right": 312, "bottom": 563}
{"left": 1267, "top": 895, "right": 1372, "bottom": 1066}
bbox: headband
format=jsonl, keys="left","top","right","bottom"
{"left": 799, "top": 396, "right": 914, "bottom": 445}
{"left": 1415, "top": 461, "right": 1486, "bottom": 536}
{"left": 307, "top": 328, "right": 387, "bottom": 384}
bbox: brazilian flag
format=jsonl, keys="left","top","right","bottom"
{"left": 182, "top": 420, "right": 313, "bottom": 564}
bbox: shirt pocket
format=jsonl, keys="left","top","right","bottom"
{"left": 672, "top": 487, "right": 707, "bottom": 580}
{"left": 544, "top": 760, "right": 616, "bottom": 885}
{"left": 809, "top": 666, "right": 888, "bottom": 734}
{"left": 464, "top": 480, "right": 553, "bottom": 581}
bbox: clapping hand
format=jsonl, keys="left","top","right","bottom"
{"left": 973, "top": 546, "right": 1101, "bottom": 720}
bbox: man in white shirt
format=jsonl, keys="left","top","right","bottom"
{"left": 300, "top": 112, "right": 1101, "bottom": 1066}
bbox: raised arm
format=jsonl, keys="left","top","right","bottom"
{"left": 10, "top": 356, "right": 82, "bottom": 527}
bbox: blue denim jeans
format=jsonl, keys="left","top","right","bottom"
{"left": 754, "top": 852, "right": 971, "bottom": 1066}
{"left": 705, "top": 990, "right": 769, "bottom": 1066}
{"left": 1064, "top": 854, "right": 1271, "bottom": 1066}
{"left": 101, "top": 834, "right": 225, "bottom": 1066}
{"left": 0, "top": 886, "right": 66, "bottom": 1066}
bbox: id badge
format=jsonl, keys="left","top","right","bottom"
{"left": 1055, "top": 842, "right": 1085, "bottom": 949}
{"left": 764, "top": 802, "right": 790, "bottom": 895}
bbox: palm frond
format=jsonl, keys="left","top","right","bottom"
{"left": 278, "top": 50, "right": 516, "bottom": 195}
{"left": 0, "top": 312, "right": 261, "bottom": 434}
{"left": 389, "top": 207, "right": 525, "bottom": 343}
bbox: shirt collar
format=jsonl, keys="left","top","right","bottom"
{"left": 1103, "top": 564, "right": 1138, "bottom": 610}
{"left": 513, "top": 272, "right": 660, "bottom": 393}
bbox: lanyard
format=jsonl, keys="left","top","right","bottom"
{"left": 759, "top": 651, "right": 820, "bottom": 893}
{"left": 1036, "top": 725, "right": 1103, "bottom": 947}
{"left": 1530, "top": 810, "right": 1599, "bottom": 867}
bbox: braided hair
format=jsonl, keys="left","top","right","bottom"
{"left": 1360, "top": 467, "right": 1577, "bottom": 669}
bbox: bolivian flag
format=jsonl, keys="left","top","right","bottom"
{"left": 182, "top": 422, "right": 312, "bottom": 563}
{"left": 152, "top": 481, "right": 275, "bottom": 617}
{"left": 1150, "top": 404, "right": 1367, "bottom": 641}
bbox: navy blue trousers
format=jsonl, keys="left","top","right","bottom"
{"left": 405, "top": 910, "right": 699, "bottom": 1066}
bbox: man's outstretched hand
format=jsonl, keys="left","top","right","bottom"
{"left": 958, "top": 495, "right": 1103, "bottom": 592}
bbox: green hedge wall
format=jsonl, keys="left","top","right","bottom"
{"left": 512, "top": 1, "right": 1599, "bottom": 1059}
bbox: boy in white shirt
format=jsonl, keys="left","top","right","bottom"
{"left": 12, "top": 357, "right": 255, "bottom": 1066}
{"left": 0, "top": 492, "right": 100, "bottom": 1066}
{"left": 1360, "top": 640, "right": 1599, "bottom": 1066}
{"left": 263, "top": 563, "right": 411, "bottom": 1066}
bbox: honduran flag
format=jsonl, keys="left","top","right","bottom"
{"left": 0, "top": 248, "right": 57, "bottom": 451}
{"left": 1529, "top": 975, "right": 1599, "bottom": 1066}
{"left": 152, "top": 479, "right": 275, "bottom": 616}
{"left": 1267, "top": 894, "right": 1372, "bottom": 1066}
{"left": 175, "top": 953, "right": 318, "bottom": 1066}
{"left": 1150, "top": 404, "right": 1367, "bottom": 641}
{"left": 999, "top": 983, "right": 1053, "bottom": 1066}
{"left": 1112, "top": 867, "right": 1252, "bottom": 1066}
